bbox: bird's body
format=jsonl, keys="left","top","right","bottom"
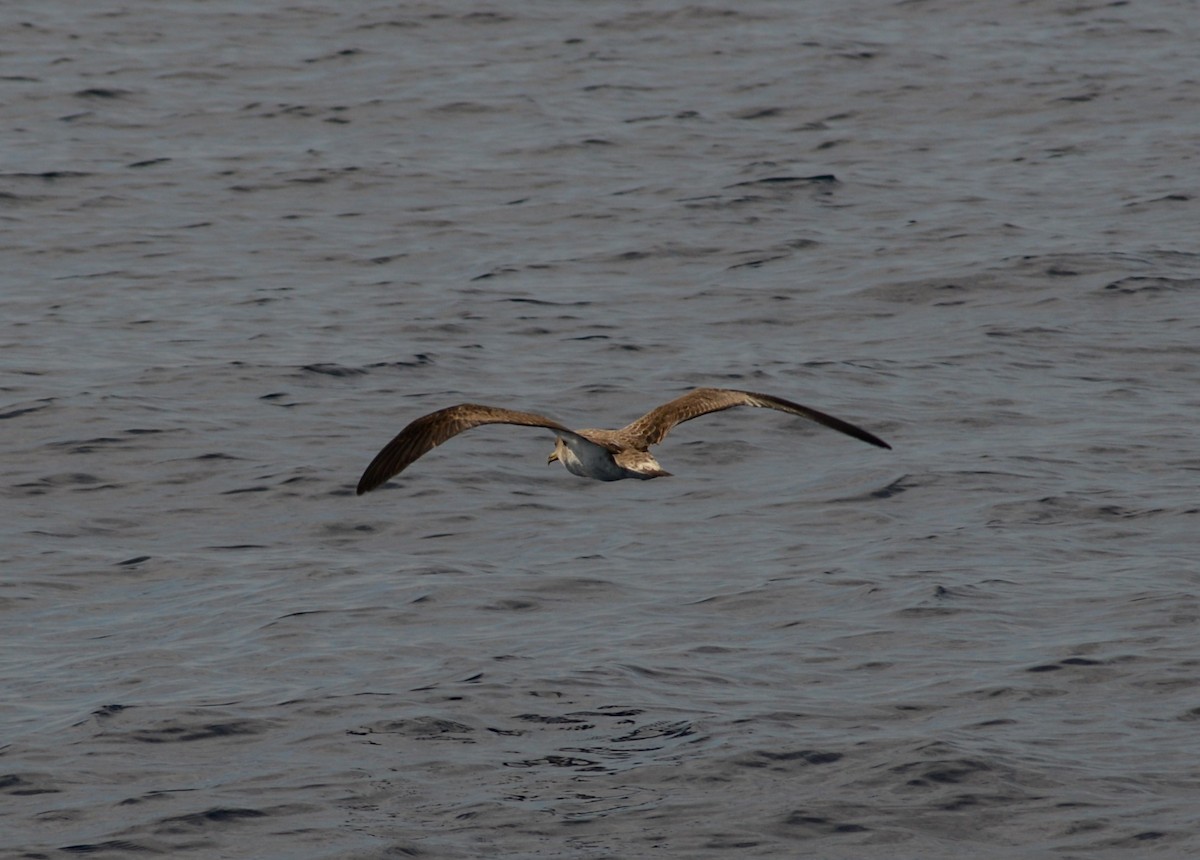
{"left": 551, "top": 429, "right": 671, "bottom": 480}
{"left": 355, "top": 387, "right": 889, "bottom": 494}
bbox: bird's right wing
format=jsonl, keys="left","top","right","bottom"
{"left": 621, "top": 387, "right": 891, "bottom": 450}
{"left": 356, "top": 404, "right": 576, "bottom": 494}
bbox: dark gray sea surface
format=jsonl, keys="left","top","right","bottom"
{"left": 3, "top": 1, "right": 1198, "bottom": 857}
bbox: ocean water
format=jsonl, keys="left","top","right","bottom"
{"left": 3, "top": 1, "right": 1199, "bottom": 857}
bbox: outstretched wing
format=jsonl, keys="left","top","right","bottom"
{"left": 620, "top": 387, "right": 891, "bottom": 450}
{"left": 356, "top": 404, "right": 575, "bottom": 494}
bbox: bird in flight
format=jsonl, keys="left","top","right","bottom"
{"left": 355, "top": 387, "right": 890, "bottom": 494}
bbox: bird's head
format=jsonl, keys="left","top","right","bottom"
{"left": 547, "top": 436, "right": 566, "bottom": 466}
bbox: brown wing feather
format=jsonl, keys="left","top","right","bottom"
{"left": 356, "top": 404, "right": 574, "bottom": 494}
{"left": 620, "top": 387, "right": 891, "bottom": 450}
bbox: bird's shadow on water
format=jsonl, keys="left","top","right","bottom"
{"left": 670, "top": 437, "right": 760, "bottom": 467}
{"left": 824, "top": 472, "right": 920, "bottom": 503}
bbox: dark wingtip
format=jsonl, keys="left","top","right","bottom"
{"left": 355, "top": 474, "right": 377, "bottom": 495}
{"left": 838, "top": 423, "right": 891, "bottom": 451}
{"left": 836, "top": 418, "right": 890, "bottom": 450}
{"left": 859, "top": 432, "right": 891, "bottom": 450}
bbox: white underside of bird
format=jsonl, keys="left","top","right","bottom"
{"left": 552, "top": 431, "right": 669, "bottom": 481}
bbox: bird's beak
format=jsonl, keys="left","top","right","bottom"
{"left": 547, "top": 452, "right": 559, "bottom": 465}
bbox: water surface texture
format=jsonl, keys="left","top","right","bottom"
{"left": 4, "top": 1, "right": 1199, "bottom": 857}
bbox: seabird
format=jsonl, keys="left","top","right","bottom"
{"left": 355, "top": 387, "right": 890, "bottom": 494}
